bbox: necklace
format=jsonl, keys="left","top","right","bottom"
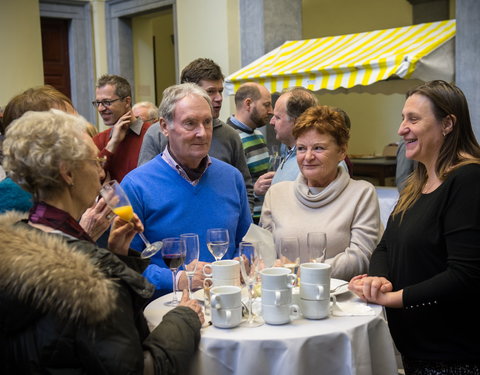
{"left": 423, "top": 179, "right": 441, "bottom": 194}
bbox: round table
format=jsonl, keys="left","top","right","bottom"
{"left": 144, "top": 290, "right": 398, "bottom": 375}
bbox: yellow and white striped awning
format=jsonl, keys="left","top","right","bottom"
{"left": 225, "top": 20, "right": 455, "bottom": 94}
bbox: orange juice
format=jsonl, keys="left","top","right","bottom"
{"left": 113, "top": 205, "right": 134, "bottom": 221}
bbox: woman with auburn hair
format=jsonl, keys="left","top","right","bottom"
{"left": 0, "top": 110, "right": 203, "bottom": 374}
{"left": 349, "top": 81, "right": 480, "bottom": 374}
{"left": 260, "top": 105, "right": 381, "bottom": 281}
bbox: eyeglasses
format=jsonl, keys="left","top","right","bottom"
{"left": 91, "top": 97, "right": 125, "bottom": 108}
{"left": 86, "top": 156, "right": 107, "bottom": 168}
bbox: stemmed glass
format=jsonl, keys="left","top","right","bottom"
{"left": 279, "top": 236, "right": 300, "bottom": 276}
{"left": 268, "top": 146, "right": 282, "bottom": 172}
{"left": 206, "top": 228, "right": 230, "bottom": 261}
{"left": 161, "top": 237, "right": 187, "bottom": 306}
{"left": 307, "top": 232, "right": 327, "bottom": 263}
{"left": 239, "top": 241, "right": 264, "bottom": 327}
{"left": 100, "top": 180, "right": 162, "bottom": 258}
{"left": 180, "top": 233, "right": 200, "bottom": 298}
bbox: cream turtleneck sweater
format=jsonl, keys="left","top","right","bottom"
{"left": 260, "top": 167, "right": 382, "bottom": 281}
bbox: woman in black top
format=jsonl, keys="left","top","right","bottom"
{"left": 349, "top": 81, "right": 480, "bottom": 375}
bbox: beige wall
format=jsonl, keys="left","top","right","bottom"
{"left": 131, "top": 9, "right": 176, "bottom": 106}
{"left": 132, "top": 16, "right": 157, "bottom": 104}
{"left": 0, "top": 0, "right": 44, "bottom": 107}
{"left": 302, "top": 0, "right": 413, "bottom": 155}
{"left": 176, "top": 0, "right": 240, "bottom": 120}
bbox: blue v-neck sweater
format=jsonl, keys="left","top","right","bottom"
{"left": 121, "top": 155, "right": 252, "bottom": 292}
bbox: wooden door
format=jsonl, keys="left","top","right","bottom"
{"left": 41, "top": 17, "right": 71, "bottom": 99}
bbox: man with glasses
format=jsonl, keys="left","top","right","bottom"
{"left": 93, "top": 74, "right": 152, "bottom": 182}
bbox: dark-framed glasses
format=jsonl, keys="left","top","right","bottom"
{"left": 91, "top": 98, "right": 124, "bottom": 108}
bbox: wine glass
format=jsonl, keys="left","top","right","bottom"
{"left": 100, "top": 180, "right": 162, "bottom": 258}
{"left": 206, "top": 228, "right": 230, "bottom": 261}
{"left": 268, "top": 147, "right": 282, "bottom": 172}
{"left": 307, "top": 232, "right": 327, "bottom": 263}
{"left": 239, "top": 241, "right": 263, "bottom": 327}
{"left": 161, "top": 237, "right": 187, "bottom": 306}
{"left": 180, "top": 233, "right": 200, "bottom": 298}
{"left": 279, "top": 236, "right": 300, "bottom": 276}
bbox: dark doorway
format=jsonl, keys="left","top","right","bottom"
{"left": 41, "top": 17, "right": 71, "bottom": 98}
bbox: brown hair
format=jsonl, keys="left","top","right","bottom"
{"left": 96, "top": 74, "right": 132, "bottom": 99}
{"left": 393, "top": 80, "right": 480, "bottom": 218}
{"left": 180, "top": 58, "right": 224, "bottom": 84}
{"left": 2, "top": 85, "right": 74, "bottom": 133}
{"left": 293, "top": 105, "right": 350, "bottom": 148}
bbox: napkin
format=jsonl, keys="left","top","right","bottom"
{"left": 242, "top": 224, "right": 277, "bottom": 268}
{"left": 330, "top": 297, "right": 375, "bottom": 316}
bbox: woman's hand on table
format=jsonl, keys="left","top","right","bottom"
{"left": 79, "top": 197, "right": 113, "bottom": 241}
{"left": 179, "top": 290, "right": 205, "bottom": 324}
{"left": 107, "top": 214, "right": 144, "bottom": 255}
{"left": 349, "top": 274, "right": 403, "bottom": 308}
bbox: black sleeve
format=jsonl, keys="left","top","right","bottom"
{"left": 143, "top": 306, "right": 201, "bottom": 375}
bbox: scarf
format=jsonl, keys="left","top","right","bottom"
{"left": 29, "top": 201, "right": 94, "bottom": 243}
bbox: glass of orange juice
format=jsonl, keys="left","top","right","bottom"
{"left": 100, "top": 180, "right": 162, "bottom": 258}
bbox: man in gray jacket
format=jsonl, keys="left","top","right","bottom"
{"left": 138, "top": 58, "right": 254, "bottom": 213}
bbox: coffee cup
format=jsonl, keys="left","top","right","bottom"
{"left": 211, "top": 306, "right": 243, "bottom": 328}
{"left": 299, "top": 282, "right": 329, "bottom": 301}
{"left": 262, "top": 303, "right": 300, "bottom": 325}
{"left": 203, "top": 260, "right": 240, "bottom": 279}
{"left": 300, "top": 298, "right": 329, "bottom": 320}
{"left": 299, "top": 262, "right": 331, "bottom": 285}
{"left": 261, "top": 288, "right": 292, "bottom": 306}
{"left": 260, "top": 267, "right": 296, "bottom": 290}
{"left": 210, "top": 285, "right": 243, "bottom": 328}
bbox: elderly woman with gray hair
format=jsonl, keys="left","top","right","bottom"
{"left": 0, "top": 110, "right": 203, "bottom": 374}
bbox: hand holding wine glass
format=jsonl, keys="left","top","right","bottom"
{"left": 100, "top": 180, "right": 162, "bottom": 258}
{"left": 206, "top": 228, "right": 230, "bottom": 261}
{"left": 161, "top": 237, "right": 187, "bottom": 306}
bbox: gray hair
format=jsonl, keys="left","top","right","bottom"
{"left": 132, "top": 101, "right": 159, "bottom": 121}
{"left": 3, "top": 109, "right": 89, "bottom": 199}
{"left": 283, "top": 87, "right": 318, "bottom": 121}
{"left": 159, "top": 83, "right": 212, "bottom": 128}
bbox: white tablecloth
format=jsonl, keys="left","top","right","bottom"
{"left": 144, "top": 291, "right": 398, "bottom": 375}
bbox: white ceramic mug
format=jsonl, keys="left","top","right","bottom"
{"left": 260, "top": 267, "right": 297, "bottom": 290}
{"left": 299, "top": 282, "right": 329, "bottom": 301}
{"left": 203, "top": 260, "right": 240, "bottom": 279}
{"left": 300, "top": 298, "right": 329, "bottom": 320}
{"left": 210, "top": 285, "right": 243, "bottom": 328}
{"left": 299, "top": 262, "right": 331, "bottom": 285}
{"left": 211, "top": 306, "right": 243, "bottom": 328}
{"left": 262, "top": 303, "right": 300, "bottom": 325}
{"left": 261, "top": 288, "right": 292, "bottom": 306}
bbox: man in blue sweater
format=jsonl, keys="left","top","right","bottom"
{"left": 122, "top": 83, "right": 252, "bottom": 295}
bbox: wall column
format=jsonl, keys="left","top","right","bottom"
{"left": 456, "top": 0, "right": 480, "bottom": 139}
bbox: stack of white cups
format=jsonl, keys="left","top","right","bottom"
{"left": 203, "top": 259, "right": 241, "bottom": 288}
{"left": 260, "top": 267, "right": 300, "bottom": 325}
{"left": 299, "top": 263, "right": 331, "bottom": 319}
{"left": 210, "top": 286, "right": 243, "bottom": 328}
